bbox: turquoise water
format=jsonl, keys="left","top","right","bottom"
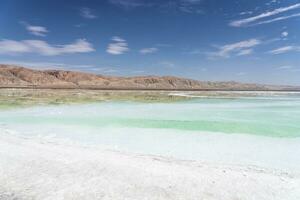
{"left": 1, "top": 95, "right": 300, "bottom": 138}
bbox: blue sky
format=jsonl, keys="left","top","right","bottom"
{"left": 0, "top": 0, "right": 300, "bottom": 85}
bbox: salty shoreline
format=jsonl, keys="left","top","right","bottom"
{"left": 0, "top": 132, "right": 299, "bottom": 200}
{"left": 1, "top": 88, "right": 300, "bottom": 109}
{"left": 1, "top": 86, "right": 300, "bottom": 92}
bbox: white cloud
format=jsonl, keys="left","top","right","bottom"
{"left": 60, "top": 39, "right": 95, "bottom": 54}
{"left": 239, "top": 11, "right": 253, "bottom": 15}
{"left": 0, "top": 39, "right": 95, "bottom": 56}
{"left": 20, "top": 22, "right": 48, "bottom": 37}
{"left": 237, "top": 49, "right": 253, "bottom": 56}
{"left": 106, "top": 36, "right": 129, "bottom": 55}
{"left": 269, "top": 46, "right": 300, "bottom": 54}
{"left": 254, "top": 12, "right": 300, "bottom": 26}
{"left": 213, "top": 39, "right": 260, "bottom": 58}
{"left": 80, "top": 7, "right": 97, "bottom": 19}
{"left": 111, "top": 36, "right": 126, "bottom": 42}
{"left": 140, "top": 47, "right": 158, "bottom": 54}
{"left": 230, "top": 3, "right": 300, "bottom": 27}
{"left": 27, "top": 25, "right": 48, "bottom": 37}
{"left": 281, "top": 31, "right": 289, "bottom": 37}
{"left": 0, "top": 40, "right": 31, "bottom": 54}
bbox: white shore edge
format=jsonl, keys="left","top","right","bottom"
{"left": 0, "top": 132, "right": 300, "bottom": 200}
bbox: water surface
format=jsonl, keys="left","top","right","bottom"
{"left": 1, "top": 89, "right": 300, "bottom": 171}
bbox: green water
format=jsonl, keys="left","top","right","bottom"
{"left": 0, "top": 90, "right": 300, "bottom": 138}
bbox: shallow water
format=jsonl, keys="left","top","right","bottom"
{"left": 1, "top": 91, "right": 300, "bottom": 137}
{"left": 1, "top": 90, "right": 300, "bottom": 172}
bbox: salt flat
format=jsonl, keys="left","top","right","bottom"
{"left": 0, "top": 132, "right": 299, "bottom": 200}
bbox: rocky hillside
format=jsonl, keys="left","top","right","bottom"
{"left": 0, "top": 64, "right": 297, "bottom": 90}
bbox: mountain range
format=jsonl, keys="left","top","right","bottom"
{"left": 0, "top": 64, "right": 298, "bottom": 91}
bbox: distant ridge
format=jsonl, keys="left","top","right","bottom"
{"left": 0, "top": 64, "right": 299, "bottom": 91}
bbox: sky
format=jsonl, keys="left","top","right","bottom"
{"left": 0, "top": 0, "right": 300, "bottom": 85}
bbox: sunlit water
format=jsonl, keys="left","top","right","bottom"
{"left": 1, "top": 90, "right": 300, "bottom": 172}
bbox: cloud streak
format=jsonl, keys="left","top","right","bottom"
{"left": 278, "top": 65, "right": 293, "bottom": 70}
{"left": 253, "top": 12, "right": 300, "bottom": 26}
{"left": 109, "top": 0, "right": 149, "bottom": 9}
{"left": 80, "top": 7, "right": 97, "bottom": 19}
{"left": 26, "top": 25, "right": 48, "bottom": 37}
{"left": 20, "top": 22, "right": 48, "bottom": 37}
{"left": 269, "top": 46, "right": 300, "bottom": 54}
{"left": 212, "top": 39, "right": 261, "bottom": 58}
{"left": 230, "top": 3, "right": 300, "bottom": 27}
{"left": 0, "top": 39, "right": 95, "bottom": 56}
{"left": 106, "top": 36, "right": 129, "bottom": 55}
{"left": 140, "top": 47, "right": 158, "bottom": 54}
{"left": 237, "top": 49, "right": 253, "bottom": 56}
{"left": 109, "top": 0, "right": 204, "bottom": 14}
{"left": 178, "top": 0, "right": 204, "bottom": 14}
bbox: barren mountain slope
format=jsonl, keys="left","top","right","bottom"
{"left": 0, "top": 65, "right": 297, "bottom": 90}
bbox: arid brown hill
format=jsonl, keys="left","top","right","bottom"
{"left": 0, "top": 64, "right": 298, "bottom": 90}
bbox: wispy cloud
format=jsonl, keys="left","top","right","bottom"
{"left": 109, "top": 0, "right": 150, "bottom": 9}
{"left": 230, "top": 3, "right": 300, "bottom": 27}
{"left": 0, "top": 60, "right": 95, "bottom": 70}
{"left": 80, "top": 7, "right": 97, "bottom": 19}
{"left": 178, "top": 0, "right": 204, "bottom": 14}
{"left": 265, "top": 0, "right": 280, "bottom": 6}
{"left": 278, "top": 65, "right": 293, "bottom": 70}
{"left": 276, "top": 65, "right": 300, "bottom": 72}
{"left": 211, "top": 39, "right": 261, "bottom": 58}
{"left": 74, "top": 23, "right": 85, "bottom": 28}
{"left": 0, "top": 39, "right": 95, "bottom": 56}
{"left": 20, "top": 22, "right": 48, "bottom": 37}
{"left": 0, "top": 60, "right": 125, "bottom": 74}
{"left": 253, "top": 12, "right": 300, "bottom": 26}
{"left": 269, "top": 46, "right": 300, "bottom": 54}
{"left": 239, "top": 11, "right": 253, "bottom": 16}
{"left": 159, "top": 0, "right": 204, "bottom": 14}
{"left": 181, "top": 0, "right": 202, "bottom": 3}
{"left": 140, "top": 47, "right": 158, "bottom": 54}
{"left": 109, "top": 0, "right": 204, "bottom": 14}
{"left": 106, "top": 36, "right": 129, "bottom": 55}
{"left": 237, "top": 49, "right": 253, "bottom": 56}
